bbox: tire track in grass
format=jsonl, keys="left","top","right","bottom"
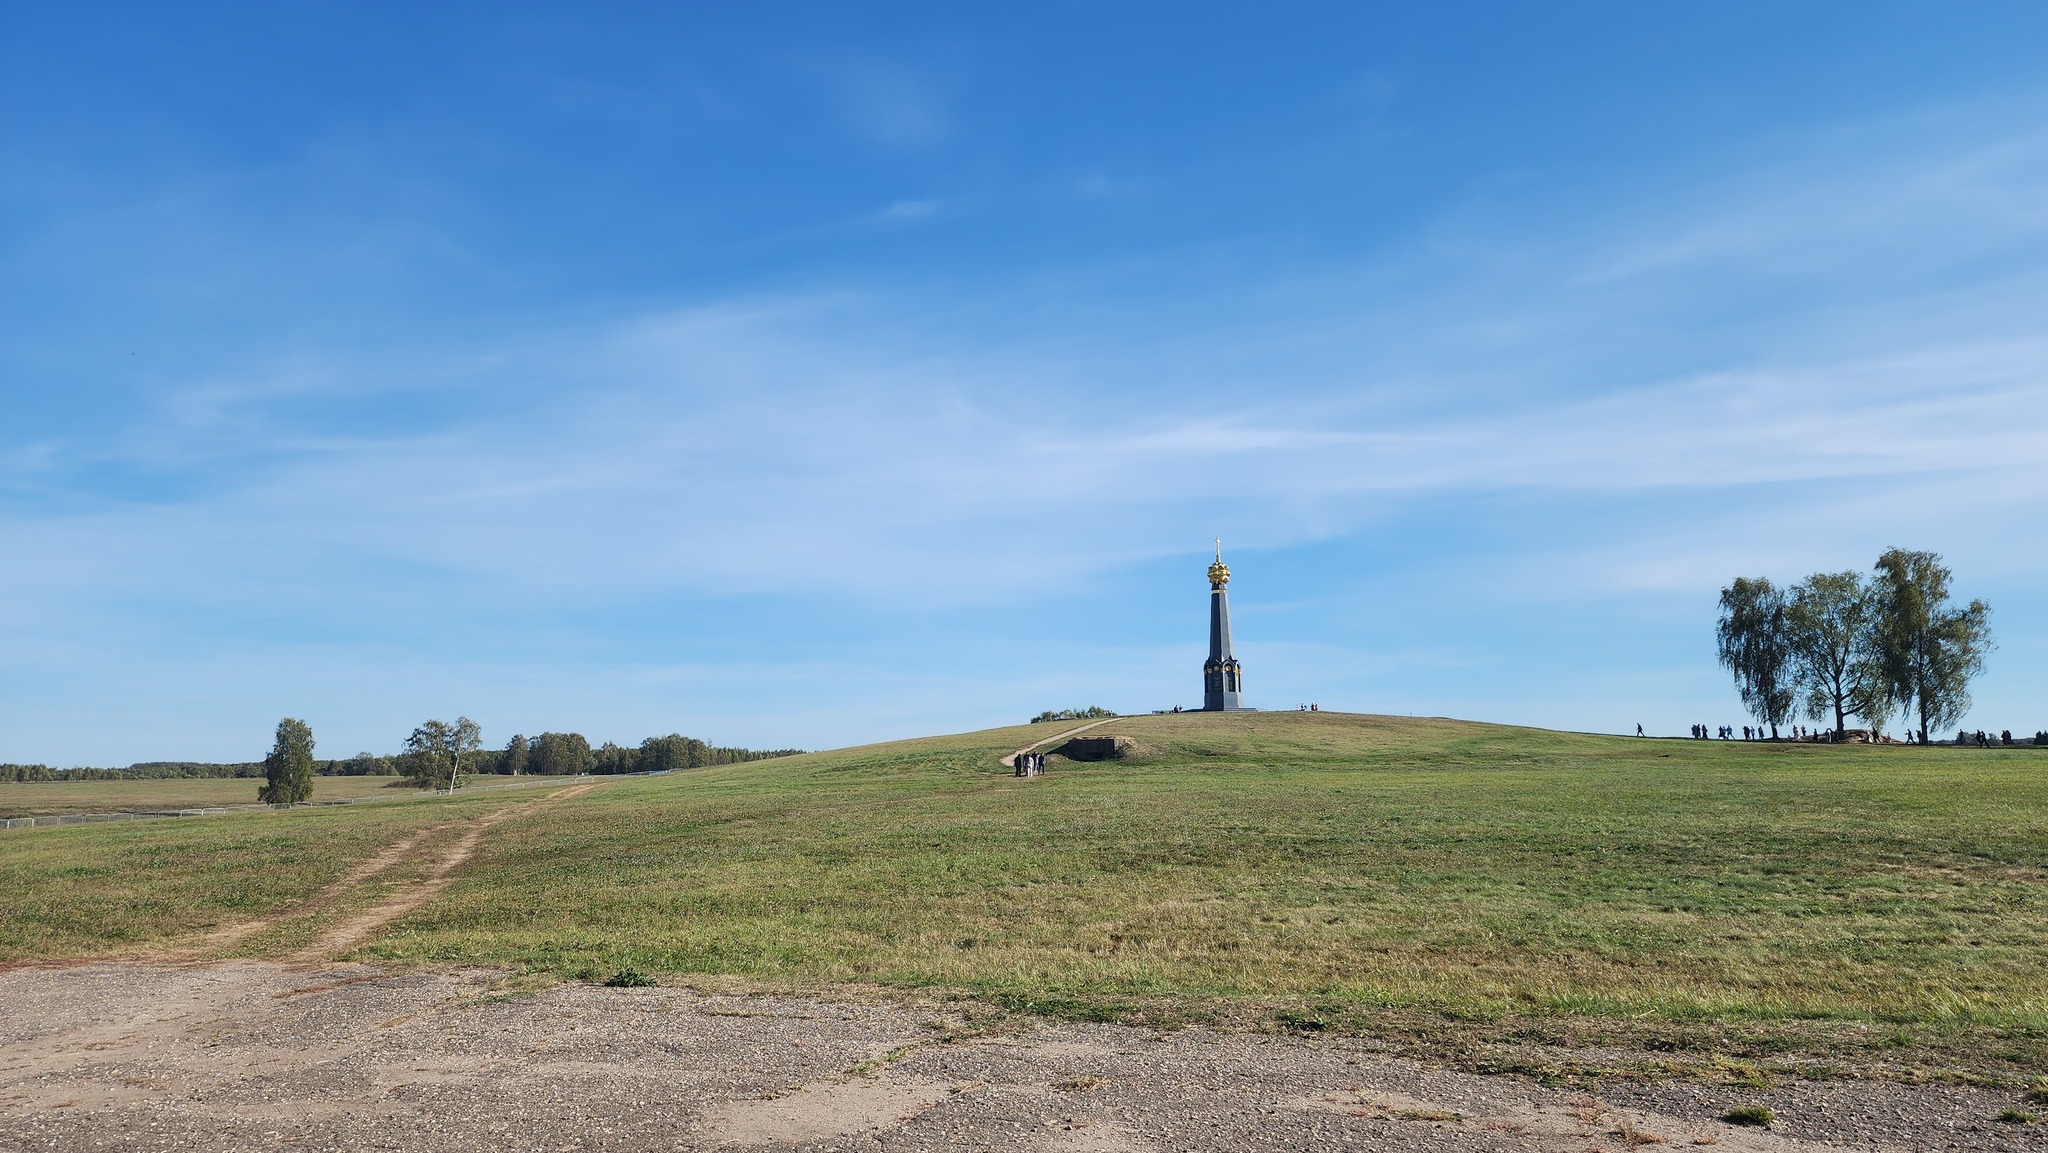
{"left": 143, "top": 781, "right": 602, "bottom": 963}
{"left": 173, "top": 828, "right": 440, "bottom": 955}
{"left": 288, "top": 783, "right": 599, "bottom": 960}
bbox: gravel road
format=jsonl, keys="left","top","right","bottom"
{"left": 1, "top": 961, "right": 2041, "bottom": 1151}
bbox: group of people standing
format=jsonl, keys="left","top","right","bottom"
{"left": 1684, "top": 724, "right": 1808, "bottom": 740}
{"left": 1687, "top": 723, "right": 1867, "bottom": 741}
{"left": 1961, "top": 729, "right": 2023, "bottom": 747}
{"left": 1013, "top": 751, "right": 1046, "bottom": 777}
{"left": 1660, "top": 723, "right": 2035, "bottom": 745}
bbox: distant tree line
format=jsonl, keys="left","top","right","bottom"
{"left": 2, "top": 761, "right": 265, "bottom": 782}
{"left": 1716, "top": 547, "right": 1994, "bottom": 741}
{"left": 5, "top": 725, "right": 802, "bottom": 786}
{"left": 1030, "top": 706, "right": 1119, "bottom": 724}
{"left": 2, "top": 757, "right": 382, "bottom": 782}
{"left": 495, "top": 731, "right": 803, "bottom": 777}
{"left": 386, "top": 724, "right": 805, "bottom": 789}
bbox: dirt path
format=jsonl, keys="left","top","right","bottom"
{"left": 153, "top": 781, "right": 600, "bottom": 964}
{"left": 0, "top": 962, "right": 2032, "bottom": 1152}
{"left": 1003, "top": 717, "right": 1123, "bottom": 771}
{"left": 287, "top": 781, "right": 597, "bottom": 960}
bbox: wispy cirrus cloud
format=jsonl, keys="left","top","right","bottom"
{"left": 811, "top": 59, "right": 956, "bottom": 149}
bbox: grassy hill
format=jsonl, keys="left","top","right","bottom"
{"left": 5, "top": 711, "right": 2045, "bottom": 1078}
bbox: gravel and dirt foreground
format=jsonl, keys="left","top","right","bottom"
{"left": 3, "top": 962, "right": 2040, "bottom": 1153}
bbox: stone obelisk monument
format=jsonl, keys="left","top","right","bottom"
{"left": 1203, "top": 541, "right": 1246, "bottom": 711}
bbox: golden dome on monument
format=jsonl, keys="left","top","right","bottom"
{"left": 1207, "top": 540, "right": 1230, "bottom": 586}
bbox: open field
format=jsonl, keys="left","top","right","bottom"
{"left": 4, "top": 712, "right": 2046, "bottom": 1082}
{"left": 0, "top": 773, "right": 407, "bottom": 818}
{"left": 0, "top": 780, "right": 598, "bottom": 959}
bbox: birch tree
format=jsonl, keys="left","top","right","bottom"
{"left": 1717, "top": 577, "right": 1795, "bottom": 739}
{"left": 1869, "top": 549, "right": 1993, "bottom": 741}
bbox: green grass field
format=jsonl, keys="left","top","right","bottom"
{"left": 5, "top": 712, "right": 2044, "bottom": 1078}
{"left": 0, "top": 774, "right": 406, "bottom": 818}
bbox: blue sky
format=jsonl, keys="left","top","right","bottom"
{"left": 5, "top": 3, "right": 2045, "bottom": 764}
